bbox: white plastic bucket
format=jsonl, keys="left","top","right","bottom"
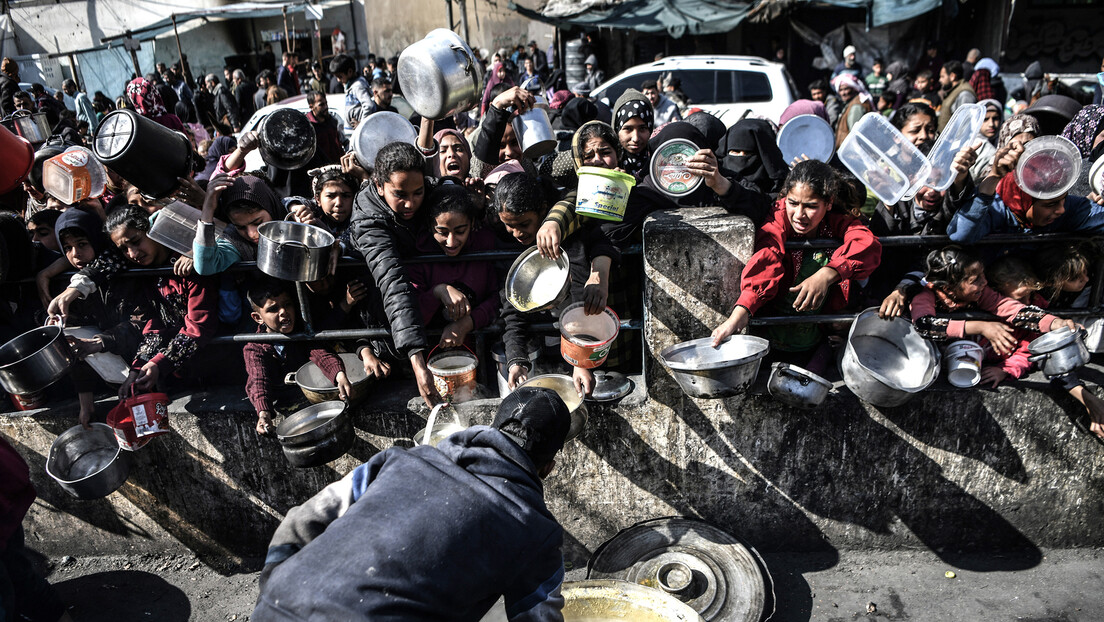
{"left": 945, "top": 340, "right": 983, "bottom": 388}
{"left": 575, "top": 166, "right": 636, "bottom": 222}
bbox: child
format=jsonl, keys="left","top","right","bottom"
{"left": 865, "top": 57, "right": 888, "bottom": 98}
{"left": 908, "top": 246, "right": 1077, "bottom": 387}
{"left": 987, "top": 254, "right": 1104, "bottom": 438}
{"left": 1033, "top": 242, "right": 1092, "bottom": 308}
{"left": 287, "top": 166, "right": 361, "bottom": 253}
{"left": 711, "top": 160, "right": 881, "bottom": 373}
{"left": 244, "top": 279, "right": 351, "bottom": 435}
{"left": 408, "top": 183, "right": 499, "bottom": 349}
{"left": 197, "top": 172, "right": 283, "bottom": 274}
{"left": 26, "top": 209, "right": 61, "bottom": 254}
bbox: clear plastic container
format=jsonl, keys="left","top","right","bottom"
{"left": 148, "top": 201, "right": 229, "bottom": 258}
{"left": 838, "top": 113, "right": 932, "bottom": 205}
{"left": 42, "top": 146, "right": 106, "bottom": 204}
{"left": 923, "top": 103, "right": 985, "bottom": 192}
{"left": 1015, "top": 135, "right": 1082, "bottom": 200}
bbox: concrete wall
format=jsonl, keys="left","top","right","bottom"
{"left": 6, "top": 208, "right": 1104, "bottom": 573}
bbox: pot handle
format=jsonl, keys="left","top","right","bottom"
{"left": 284, "top": 372, "right": 298, "bottom": 386}
{"left": 45, "top": 314, "right": 65, "bottom": 330}
{"left": 777, "top": 366, "right": 812, "bottom": 386}
{"left": 450, "top": 44, "right": 475, "bottom": 76}
{"left": 424, "top": 402, "right": 448, "bottom": 435}
{"left": 1028, "top": 353, "right": 1047, "bottom": 364}
{"left": 427, "top": 343, "right": 475, "bottom": 361}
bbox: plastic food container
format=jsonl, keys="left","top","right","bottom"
{"left": 1015, "top": 135, "right": 1082, "bottom": 200}
{"left": 42, "top": 147, "right": 106, "bottom": 204}
{"left": 944, "top": 340, "right": 983, "bottom": 388}
{"left": 650, "top": 138, "right": 702, "bottom": 197}
{"left": 838, "top": 114, "right": 932, "bottom": 205}
{"left": 924, "top": 103, "right": 985, "bottom": 192}
{"left": 148, "top": 201, "right": 230, "bottom": 258}
{"left": 575, "top": 166, "right": 636, "bottom": 221}
{"left": 558, "top": 303, "right": 620, "bottom": 368}
{"left": 776, "top": 114, "right": 834, "bottom": 164}
{"left": 1089, "top": 156, "right": 1104, "bottom": 196}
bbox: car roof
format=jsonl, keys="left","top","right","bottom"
{"left": 619, "top": 55, "right": 780, "bottom": 71}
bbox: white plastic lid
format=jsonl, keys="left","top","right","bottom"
{"left": 1088, "top": 155, "right": 1104, "bottom": 196}
{"left": 923, "top": 103, "right": 986, "bottom": 192}
{"left": 1015, "top": 135, "right": 1082, "bottom": 200}
{"left": 776, "top": 114, "right": 834, "bottom": 164}
{"left": 837, "top": 113, "right": 932, "bottom": 205}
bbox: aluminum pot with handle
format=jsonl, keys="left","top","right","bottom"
{"left": 840, "top": 308, "right": 939, "bottom": 407}
{"left": 256, "top": 220, "right": 334, "bottom": 282}
{"left": 284, "top": 353, "right": 373, "bottom": 404}
{"left": 1028, "top": 326, "right": 1089, "bottom": 377}
{"left": 767, "top": 363, "right": 832, "bottom": 409}
{"left": 256, "top": 108, "right": 317, "bottom": 170}
{"left": 0, "top": 315, "right": 75, "bottom": 395}
{"left": 511, "top": 97, "right": 556, "bottom": 159}
{"left": 2, "top": 111, "right": 52, "bottom": 145}
{"left": 397, "top": 29, "right": 485, "bottom": 120}
{"left": 46, "top": 423, "right": 130, "bottom": 499}
{"left": 276, "top": 401, "right": 354, "bottom": 468}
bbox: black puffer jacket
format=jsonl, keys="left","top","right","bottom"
{"left": 350, "top": 180, "right": 439, "bottom": 356}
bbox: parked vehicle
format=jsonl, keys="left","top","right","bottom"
{"left": 590, "top": 55, "right": 798, "bottom": 127}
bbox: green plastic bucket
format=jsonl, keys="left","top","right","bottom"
{"left": 575, "top": 166, "right": 636, "bottom": 222}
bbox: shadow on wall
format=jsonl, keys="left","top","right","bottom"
{"left": 52, "top": 570, "right": 190, "bottom": 622}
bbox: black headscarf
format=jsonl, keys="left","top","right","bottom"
{"left": 553, "top": 97, "right": 598, "bottom": 133}
{"left": 613, "top": 89, "right": 654, "bottom": 181}
{"left": 717, "top": 119, "right": 788, "bottom": 194}
{"left": 684, "top": 111, "right": 727, "bottom": 154}
{"left": 54, "top": 208, "right": 108, "bottom": 256}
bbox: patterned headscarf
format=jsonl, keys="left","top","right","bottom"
{"left": 612, "top": 89, "right": 654, "bottom": 181}
{"left": 969, "top": 68, "right": 995, "bottom": 101}
{"left": 831, "top": 73, "right": 871, "bottom": 105}
{"left": 125, "top": 77, "right": 167, "bottom": 118}
{"left": 997, "top": 113, "right": 1040, "bottom": 150}
{"left": 1061, "top": 104, "right": 1104, "bottom": 158}
{"left": 570, "top": 121, "right": 618, "bottom": 170}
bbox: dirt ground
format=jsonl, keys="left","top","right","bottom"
{"left": 34, "top": 547, "right": 1104, "bottom": 621}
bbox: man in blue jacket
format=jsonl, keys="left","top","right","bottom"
{"left": 253, "top": 386, "right": 572, "bottom": 621}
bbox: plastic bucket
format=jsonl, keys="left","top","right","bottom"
{"left": 944, "top": 340, "right": 983, "bottom": 388}
{"left": 107, "top": 389, "right": 170, "bottom": 451}
{"left": 42, "top": 146, "right": 105, "bottom": 204}
{"left": 575, "top": 166, "right": 636, "bottom": 222}
{"left": 0, "top": 124, "right": 35, "bottom": 194}
{"left": 559, "top": 303, "right": 620, "bottom": 369}
{"left": 427, "top": 346, "right": 478, "bottom": 403}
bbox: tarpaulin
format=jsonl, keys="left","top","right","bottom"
{"left": 76, "top": 45, "right": 158, "bottom": 100}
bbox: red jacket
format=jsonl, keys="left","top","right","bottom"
{"left": 735, "top": 200, "right": 881, "bottom": 315}
{"left": 135, "top": 274, "right": 219, "bottom": 375}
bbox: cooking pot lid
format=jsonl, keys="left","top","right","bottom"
{"left": 352, "top": 111, "right": 418, "bottom": 169}
{"left": 588, "top": 517, "right": 773, "bottom": 622}
{"left": 93, "top": 110, "right": 136, "bottom": 159}
{"left": 1015, "top": 135, "right": 1081, "bottom": 200}
{"left": 651, "top": 138, "right": 703, "bottom": 197}
{"left": 588, "top": 370, "right": 633, "bottom": 402}
{"left": 776, "top": 114, "right": 834, "bottom": 164}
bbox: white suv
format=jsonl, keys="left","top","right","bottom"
{"left": 590, "top": 56, "right": 798, "bottom": 127}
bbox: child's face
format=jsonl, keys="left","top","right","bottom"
{"left": 439, "top": 135, "right": 471, "bottom": 178}
{"left": 499, "top": 209, "right": 542, "bottom": 246}
{"left": 228, "top": 206, "right": 273, "bottom": 245}
{"left": 873, "top": 62, "right": 884, "bottom": 75}
{"left": 1063, "top": 268, "right": 1090, "bottom": 293}
{"left": 952, "top": 261, "right": 988, "bottom": 303}
{"left": 61, "top": 233, "right": 95, "bottom": 269}
{"left": 252, "top": 292, "right": 297, "bottom": 334}
{"left": 914, "top": 186, "right": 945, "bottom": 212}
{"left": 376, "top": 171, "right": 425, "bottom": 220}
{"left": 27, "top": 221, "right": 58, "bottom": 252}
{"left": 318, "top": 181, "right": 354, "bottom": 223}
{"left": 1027, "top": 193, "right": 1067, "bottom": 228}
{"left": 581, "top": 137, "right": 618, "bottom": 169}
{"left": 981, "top": 110, "right": 1001, "bottom": 138}
{"left": 783, "top": 182, "right": 830, "bottom": 236}
{"left": 618, "top": 117, "right": 649, "bottom": 156}
{"left": 498, "top": 124, "right": 522, "bottom": 163}
{"left": 899, "top": 113, "right": 935, "bottom": 147}
{"left": 110, "top": 226, "right": 167, "bottom": 267}
{"left": 433, "top": 211, "right": 472, "bottom": 257}
{"left": 914, "top": 76, "right": 930, "bottom": 92}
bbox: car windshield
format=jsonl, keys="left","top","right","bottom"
{"left": 598, "top": 69, "right": 773, "bottom": 107}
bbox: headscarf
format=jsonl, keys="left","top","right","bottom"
{"left": 996, "top": 172, "right": 1033, "bottom": 226}
{"left": 198, "top": 136, "right": 237, "bottom": 183}
{"left": 126, "top": 77, "right": 167, "bottom": 118}
{"left": 978, "top": 99, "right": 1003, "bottom": 145}
{"left": 831, "top": 73, "right": 871, "bottom": 104}
{"left": 553, "top": 97, "right": 598, "bottom": 132}
{"left": 717, "top": 119, "right": 788, "bottom": 194}
{"left": 885, "top": 61, "right": 909, "bottom": 81}
{"left": 612, "top": 89, "right": 654, "bottom": 180}
{"left": 483, "top": 159, "right": 526, "bottom": 187}
{"left": 997, "top": 113, "right": 1040, "bottom": 150}
{"left": 549, "top": 90, "right": 574, "bottom": 110}
{"left": 779, "top": 99, "right": 829, "bottom": 127}
{"left": 570, "top": 121, "right": 618, "bottom": 170}
{"left": 1061, "top": 104, "right": 1104, "bottom": 158}
{"left": 54, "top": 207, "right": 108, "bottom": 256}
{"left": 432, "top": 128, "right": 470, "bottom": 178}
{"left": 974, "top": 57, "right": 1000, "bottom": 78}
{"left": 218, "top": 174, "right": 285, "bottom": 222}
{"left": 970, "top": 68, "right": 995, "bottom": 102}
{"left": 481, "top": 62, "right": 514, "bottom": 114}
{"left": 684, "top": 111, "right": 727, "bottom": 153}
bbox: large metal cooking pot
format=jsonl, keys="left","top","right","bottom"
{"left": 511, "top": 97, "right": 556, "bottom": 159}
{"left": 767, "top": 362, "right": 832, "bottom": 409}
{"left": 257, "top": 108, "right": 317, "bottom": 170}
{"left": 1028, "top": 326, "right": 1090, "bottom": 378}
{"left": 46, "top": 423, "right": 130, "bottom": 499}
{"left": 660, "top": 336, "right": 770, "bottom": 399}
{"left": 2, "top": 111, "right": 52, "bottom": 145}
{"left": 505, "top": 246, "right": 571, "bottom": 313}
{"left": 350, "top": 111, "right": 419, "bottom": 170}
{"left": 0, "top": 316, "right": 75, "bottom": 395}
{"left": 285, "top": 353, "right": 373, "bottom": 404}
{"left": 256, "top": 220, "right": 334, "bottom": 282}
{"left": 397, "top": 29, "right": 485, "bottom": 120}
{"left": 840, "top": 308, "right": 939, "bottom": 407}
{"left": 561, "top": 580, "right": 705, "bottom": 622}
{"left": 93, "top": 109, "right": 195, "bottom": 199}
{"left": 276, "top": 401, "right": 354, "bottom": 468}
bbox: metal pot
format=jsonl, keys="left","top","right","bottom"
{"left": 256, "top": 220, "right": 334, "bottom": 282}
{"left": 1028, "top": 327, "right": 1090, "bottom": 377}
{"left": 0, "top": 316, "right": 75, "bottom": 395}
{"left": 256, "top": 108, "right": 317, "bottom": 170}
{"left": 276, "top": 401, "right": 354, "bottom": 468}
{"left": 285, "top": 353, "right": 373, "bottom": 404}
{"left": 92, "top": 109, "right": 195, "bottom": 199}
{"left": 46, "top": 423, "right": 130, "bottom": 499}
{"left": 840, "top": 308, "right": 939, "bottom": 407}
{"left": 2, "top": 111, "right": 52, "bottom": 145}
{"left": 517, "top": 374, "right": 588, "bottom": 441}
{"left": 767, "top": 363, "right": 832, "bottom": 409}
{"left": 512, "top": 98, "right": 556, "bottom": 159}
{"left": 660, "top": 336, "right": 770, "bottom": 399}
{"left": 505, "top": 246, "right": 571, "bottom": 313}
{"left": 397, "top": 28, "right": 485, "bottom": 120}
{"left": 350, "top": 111, "right": 419, "bottom": 170}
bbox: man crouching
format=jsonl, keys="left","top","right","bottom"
{"left": 253, "top": 386, "right": 571, "bottom": 621}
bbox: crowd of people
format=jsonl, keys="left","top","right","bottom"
{"left": 2, "top": 32, "right": 1104, "bottom": 620}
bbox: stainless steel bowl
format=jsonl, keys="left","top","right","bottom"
{"left": 276, "top": 401, "right": 353, "bottom": 468}
{"left": 256, "top": 220, "right": 335, "bottom": 282}
{"left": 518, "top": 374, "right": 587, "bottom": 440}
{"left": 840, "top": 308, "right": 939, "bottom": 407}
{"left": 505, "top": 246, "right": 571, "bottom": 313}
{"left": 46, "top": 423, "right": 130, "bottom": 499}
{"left": 0, "top": 316, "right": 75, "bottom": 395}
{"left": 660, "top": 336, "right": 770, "bottom": 399}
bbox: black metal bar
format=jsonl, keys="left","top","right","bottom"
{"left": 295, "top": 281, "right": 314, "bottom": 334}
{"left": 782, "top": 232, "right": 1098, "bottom": 251}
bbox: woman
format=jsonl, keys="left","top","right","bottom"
{"left": 125, "top": 77, "right": 185, "bottom": 132}
{"left": 779, "top": 99, "right": 830, "bottom": 128}
{"left": 480, "top": 62, "right": 513, "bottom": 116}
{"left": 996, "top": 113, "right": 1039, "bottom": 150}
{"left": 432, "top": 128, "right": 473, "bottom": 179}
{"left": 890, "top": 101, "right": 937, "bottom": 148}
{"left": 970, "top": 99, "right": 1004, "bottom": 183}
{"left": 831, "top": 73, "right": 873, "bottom": 148}
{"left": 716, "top": 118, "right": 789, "bottom": 195}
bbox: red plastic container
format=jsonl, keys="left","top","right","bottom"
{"left": 0, "top": 124, "right": 35, "bottom": 194}
{"left": 107, "top": 388, "right": 170, "bottom": 451}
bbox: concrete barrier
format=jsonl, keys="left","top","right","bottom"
{"left": 5, "top": 207, "right": 1103, "bottom": 573}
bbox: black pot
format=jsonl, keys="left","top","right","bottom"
{"left": 257, "top": 109, "right": 316, "bottom": 170}
{"left": 92, "top": 109, "right": 194, "bottom": 199}
{"left": 276, "top": 401, "right": 354, "bottom": 468}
